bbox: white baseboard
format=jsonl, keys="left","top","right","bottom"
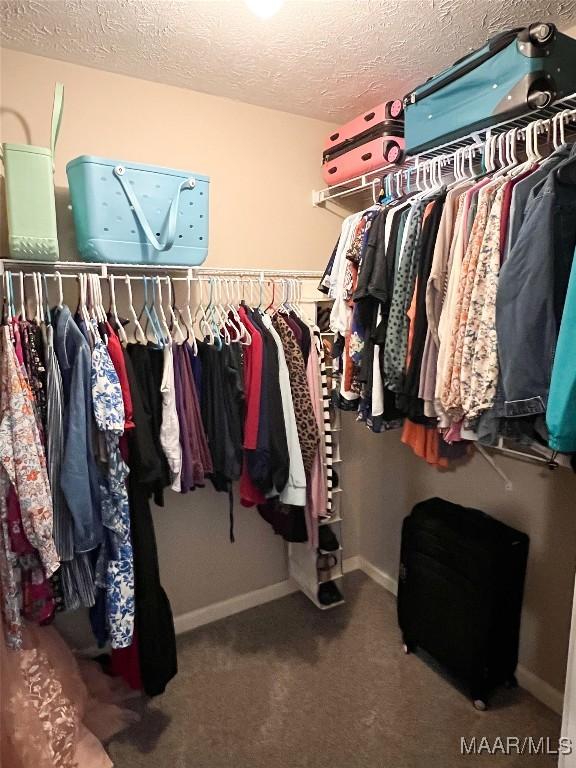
{"left": 174, "top": 579, "right": 298, "bottom": 635}
{"left": 516, "top": 664, "right": 564, "bottom": 715}
{"left": 343, "top": 554, "right": 362, "bottom": 574}
{"left": 358, "top": 557, "right": 399, "bottom": 596}
{"left": 175, "top": 556, "right": 361, "bottom": 635}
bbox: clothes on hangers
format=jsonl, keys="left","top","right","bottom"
{"left": 0, "top": 271, "right": 331, "bottom": 699}
{"left": 322, "top": 139, "right": 576, "bottom": 464}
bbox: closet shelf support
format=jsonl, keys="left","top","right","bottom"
{"left": 476, "top": 445, "right": 513, "bottom": 492}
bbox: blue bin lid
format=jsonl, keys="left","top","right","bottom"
{"left": 66, "top": 155, "right": 209, "bottom": 182}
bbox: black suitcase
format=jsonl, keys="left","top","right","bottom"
{"left": 397, "top": 497, "right": 529, "bottom": 709}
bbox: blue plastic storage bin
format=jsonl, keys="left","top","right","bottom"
{"left": 66, "top": 155, "right": 209, "bottom": 265}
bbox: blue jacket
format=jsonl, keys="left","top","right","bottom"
{"left": 496, "top": 144, "right": 576, "bottom": 418}
{"left": 54, "top": 306, "right": 102, "bottom": 552}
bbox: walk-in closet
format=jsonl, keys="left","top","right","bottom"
{"left": 2, "top": 2, "right": 576, "bottom": 767}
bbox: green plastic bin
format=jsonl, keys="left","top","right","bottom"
{"left": 1, "top": 83, "right": 64, "bottom": 261}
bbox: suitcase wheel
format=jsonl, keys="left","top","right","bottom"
{"left": 383, "top": 140, "right": 403, "bottom": 164}
{"left": 504, "top": 675, "right": 518, "bottom": 689}
{"left": 529, "top": 23, "right": 554, "bottom": 45}
{"left": 527, "top": 82, "right": 554, "bottom": 109}
{"left": 473, "top": 698, "right": 487, "bottom": 711}
{"left": 389, "top": 99, "right": 404, "bottom": 120}
{"left": 402, "top": 638, "right": 415, "bottom": 654}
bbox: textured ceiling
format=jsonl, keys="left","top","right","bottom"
{"left": 1, "top": 0, "right": 576, "bottom": 121}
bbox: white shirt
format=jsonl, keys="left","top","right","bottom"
{"left": 159, "top": 344, "right": 182, "bottom": 492}
{"left": 262, "top": 314, "right": 307, "bottom": 506}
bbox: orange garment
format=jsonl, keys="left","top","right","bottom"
{"left": 401, "top": 420, "right": 449, "bottom": 467}
{"left": 405, "top": 277, "right": 419, "bottom": 370}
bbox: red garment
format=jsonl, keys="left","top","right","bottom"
{"left": 237, "top": 307, "right": 266, "bottom": 506}
{"left": 105, "top": 324, "right": 135, "bottom": 431}
{"left": 237, "top": 307, "right": 263, "bottom": 450}
{"left": 111, "top": 629, "right": 143, "bottom": 691}
{"left": 7, "top": 487, "right": 55, "bottom": 624}
{"left": 240, "top": 456, "right": 266, "bottom": 507}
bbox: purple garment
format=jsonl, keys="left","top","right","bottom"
{"left": 284, "top": 316, "right": 303, "bottom": 348}
{"left": 187, "top": 342, "right": 202, "bottom": 402}
{"left": 172, "top": 345, "right": 193, "bottom": 492}
{"left": 174, "top": 344, "right": 213, "bottom": 490}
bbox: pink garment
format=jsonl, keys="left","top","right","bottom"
{"left": 0, "top": 615, "right": 139, "bottom": 768}
{"left": 444, "top": 420, "right": 463, "bottom": 443}
{"left": 305, "top": 331, "right": 327, "bottom": 549}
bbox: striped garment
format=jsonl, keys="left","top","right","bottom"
{"left": 314, "top": 329, "right": 334, "bottom": 516}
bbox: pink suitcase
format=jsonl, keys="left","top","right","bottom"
{"left": 323, "top": 100, "right": 404, "bottom": 158}
{"left": 322, "top": 135, "right": 405, "bottom": 186}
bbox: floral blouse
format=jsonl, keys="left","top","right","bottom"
{"left": 0, "top": 327, "right": 59, "bottom": 648}
{"left": 461, "top": 186, "right": 505, "bottom": 419}
{"left": 91, "top": 336, "right": 134, "bottom": 650}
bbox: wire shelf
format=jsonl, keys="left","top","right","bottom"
{"left": 312, "top": 91, "right": 576, "bottom": 205}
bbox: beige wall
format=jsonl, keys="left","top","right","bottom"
{"left": 0, "top": 49, "right": 348, "bottom": 642}
{"left": 0, "top": 48, "right": 339, "bottom": 270}
{"left": 348, "top": 414, "right": 576, "bottom": 695}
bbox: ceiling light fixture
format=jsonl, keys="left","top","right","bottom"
{"left": 245, "top": 0, "right": 284, "bottom": 19}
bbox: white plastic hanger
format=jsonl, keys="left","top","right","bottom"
{"left": 94, "top": 274, "right": 108, "bottom": 325}
{"left": 54, "top": 270, "right": 64, "bottom": 309}
{"left": 4, "top": 271, "right": 14, "bottom": 323}
{"left": 232, "top": 277, "right": 251, "bottom": 346}
{"left": 109, "top": 274, "right": 128, "bottom": 345}
{"left": 205, "top": 277, "right": 222, "bottom": 349}
{"left": 165, "top": 277, "right": 186, "bottom": 344}
{"left": 193, "top": 277, "right": 215, "bottom": 346}
{"left": 81, "top": 273, "right": 99, "bottom": 344}
{"left": 124, "top": 275, "right": 146, "bottom": 344}
{"left": 30, "top": 272, "right": 39, "bottom": 323}
{"left": 214, "top": 277, "right": 230, "bottom": 346}
{"left": 184, "top": 269, "right": 199, "bottom": 355}
{"left": 17, "top": 271, "right": 26, "bottom": 321}
{"left": 154, "top": 276, "right": 171, "bottom": 344}
{"left": 222, "top": 278, "right": 241, "bottom": 343}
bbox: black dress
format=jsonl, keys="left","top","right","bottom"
{"left": 124, "top": 347, "right": 177, "bottom": 697}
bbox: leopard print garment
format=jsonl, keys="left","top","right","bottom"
{"left": 273, "top": 316, "right": 320, "bottom": 473}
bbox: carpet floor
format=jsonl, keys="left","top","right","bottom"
{"left": 108, "top": 571, "right": 561, "bottom": 768}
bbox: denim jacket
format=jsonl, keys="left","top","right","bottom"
{"left": 496, "top": 144, "right": 576, "bottom": 418}
{"left": 54, "top": 306, "right": 102, "bottom": 552}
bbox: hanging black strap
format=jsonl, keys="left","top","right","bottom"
{"left": 228, "top": 485, "right": 235, "bottom": 543}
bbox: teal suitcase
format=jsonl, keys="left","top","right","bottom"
{"left": 404, "top": 23, "right": 576, "bottom": 155}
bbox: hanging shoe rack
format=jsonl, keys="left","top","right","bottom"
{"left": 288, "top": 299, "right": 346, "bottom": 611}
{"left": 312, "top": 91, "right": 576, "bottom": 206}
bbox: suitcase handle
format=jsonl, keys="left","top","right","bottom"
{"left": 113, "top": 165, "right": 196, "bottom": 252}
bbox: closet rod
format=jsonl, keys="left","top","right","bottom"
{"left": 0, "top": 259, "right": 323, "bottom": 279}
